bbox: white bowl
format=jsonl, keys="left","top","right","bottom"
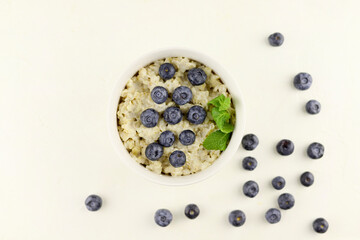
{"left": 108, "top": 48, "right": 245, "bottom": 186}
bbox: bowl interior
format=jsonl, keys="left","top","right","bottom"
{"left": 108, "top": 48, "right": 245, "bottom": 186}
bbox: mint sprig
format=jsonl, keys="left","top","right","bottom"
{"left": 203, "top": 94, "right": 234, "bottom": 150}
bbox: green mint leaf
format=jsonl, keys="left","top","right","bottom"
{"left": 208, "top": 94, "right": 225, "bottom": 108}
{"left": 208, "top": 94, "right": 231, "bottom": 111}
{"left": 218, "top": 97, "right": 231, "bottom": 111}
{"left": 211, "top": 107, "right": 230, "bottom": 129}
{"left": 203, "top": 130, "right": 231, "bottom": 151}
{"left": 220, "top": 122, "right": 234, "bottom": 133}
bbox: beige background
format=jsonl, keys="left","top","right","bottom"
{"left": 1, "top": 0, "right": 360, "bottom": 239}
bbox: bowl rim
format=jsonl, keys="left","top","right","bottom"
{"left": 108, "top": 47, "right": 245, "bottom": 186}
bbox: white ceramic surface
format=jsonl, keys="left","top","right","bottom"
{"left": 108, "top": 48, "right": 245, "bottom": 186}
{"left": 2, "top": 1, "right": 360, "bottom": 240}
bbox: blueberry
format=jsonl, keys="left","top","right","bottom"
{"left": 276, "top": 139, "right": 294, "bottom": 156}
{"left": 265, "top": 208, "right": 281, "bottom": 224}
{"left": 306, "top": 100, "right": 321, "bottom": 114}
{"left": 228, "top": 210, "right": 246, "bottom": 227}
{"left": 300, "top": 171, "right": 314, "bottom": 187}
{"left": 243, "top": 180, "right": 259, "bottom": 198}
{"left": 154, "top": 209, "right": 173, "bottom": 227}
{"left": 163, "top": 106, "right": 183, "bottom": 125}
{"left": 241, "top": 134, "right": 259, "bottom": 151}
{"left": 313, "top": 218, "right": 329, "bottom": 233}
{"left": 268, "top": 32, "right": 284, "bottom": 47}
{"left": 140, "top": 108, "right": 159, "bottom": 128}
{"left": 172, "top": 86, "right": 193, "bottom": 105}
{"left": 145, "top": 143, "right": 164, "bottom": 161}
{"left": 187, "top": 68, "right": 207, "bottom": 86}
{"left": 293, "top": 72, "right": 312, "bottom": 90}
{"left": 179, "top": 130, "right": 196, "bottom": 146}
{"left": 184, "top": 204, "right": 200, "bottom": 219}
{"left": 278, "top": 193, "right": 295, "bottom": 210}
{"left": 272, "top": 176, "right": 286, "bottom": 190}
{"left": 169, "top": 150, "right": 186, "bottom": 168}
{"left": 85, "top": 194, "right": 102, "bottom": 211}
{"left": 307, "top": 142, "right": 324, "bottom": 159}
{"left": 186, "top": 105, "right": 206, "bottom": 124}
{"left": 242, "top": 157, "right": 257, "bottom": 171}
{"left": 159, "top": 131, "right": 175, "bottom": 147}
{"left": 151, "top": 86, "right": 168, "bottom": 104}
{"left": 159, "top": 63, "right": 176, "bottom": 80}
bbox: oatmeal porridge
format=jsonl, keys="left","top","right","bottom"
{"left": 117, "top": 57, "right": 235, "bottom": 176}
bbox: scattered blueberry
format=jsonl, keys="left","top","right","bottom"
{"left": 179, "top": 130, "right": 196, "bottom": 146}
{"left": 241, "top": 134, "right": 259, "bottom": 151}
{"left": 278, "top": 193, "right": 295, "bottom": 210}
{"left": 140, "top": 108, "right": 159, "bottom": 128}
{"left": 154, "top": 209, "right": 173, "bottom": 227}
{"left": 276, "top": 139, "right": 294, "bottom": 156}
{"left": 187, "top": 68, "right": 207, "bottom": 86}
{"left": 307, "top": 142, "right": 324, "bottom": 159}
{"left": 272, "top": 176, "right": 286, "bottom": 190}
{"left": 159, "top": 131, "right": 175, "bottom": 147}
{"left": 265, "top": 208, "right": 281, "bottom": 224}
{"left": 293, "top": 72, "right": 313, "bottom": 90}
{"left": 151, "top": 86, "right": 168, "bottom": 104}
{"left": 300, "top": 171, "right": 314, "bottom": 187}
{"left": 243, "top": 180, "right": 259, "bottom": 198}
{"left": 228, "top": 210, "right": 246, "bottom": 227}
{"left": 186, "top": 105, "right": 206, "bottom": 124}
{"left": 85, "top": 194, "right": 102, "bottom": 211}
{"left": 145, "top": 143, "right": 164, "bottom": 161}
{"left": 163, "top": 106, "right": 183, "bottom": 125}
{"left": 169, "top": 150, "right": 186, "bottom": 168}
{"left": 242, "top": 157, "right": 258, "bottom": 171}
{"left": 306, "top": 100, "right": 321, "bottom": 114}
{"left": 268, "top": 32, "right": 284, "bottom": 47}
{"left": 159, "top": 63, "right": 176, "bottom": 80}
{"left": 184, "top": 204, "right": 200, "bottom": 219}
{"left": 313, "top": 218, "right": 329, "bottom": 233}
{"left": 172, "top": 86, "right": 193, "bottom": 105}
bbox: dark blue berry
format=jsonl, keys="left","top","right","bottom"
{"left": 85, "top": 195, "right": 102, "bottom": 211}
{"left": 228, "top": 210, "right": 246, "bottom": 227}
{"left": 154, "top": 209, "right": 173, "bottom": 227}
{"left": 169, "top": 150, "right": 186, "bottom": 168}
{"left": 241, "top": 134, "right": 259, "bottom": 151}
{"left": 306, "top": 100, "right": 321, "bottom": 114}
{"left": 187, "top": 68, "right": 207, "bottom": 86}
{"left": 268, "top": 32, "right": 284, "bottom": 47}
{"left": 179, "top": 130, "right": 196, "bottom": 146}
{"left": 242, "top": 157, "right": 257, "bottom": 171}
{"left": 294, "top": 72, "right": 312, "bottom": 90}
{"left": 300, "top": 171, "right": 314, "bottom": 187}
{"left": 159, "top": 63, "right": 176, "bottom": 80}
{"left": 151, "top": 86, "right": 168, "bottom": 104}
{"left": 265, "top": 208, "right": 281, "bottom": 224}
{"left": 159, "top": 131, "right": 175, "bottom": 147}
{"left": 278, "top": 193, "right": 295, "bottom": 210}
{"left": 184, "top": 204, "right": 200, "bottom": 219}
{"left": 163, "top": 107, "right": 182, "bottom": 125}
{"left": 307, "top": 142, "right": 324, "bottom": 159}
{"left": 186, "top": 105, "right": 206, "bottom": 124}
{"left": 243, "top": 180, "right": 259, "bottom": 198}
{"left": 313, "top": 218, "right": 329, "bottom": 233}
{"left": 172, "top": 86, "right": 193, "bottom": 105}
{"left": 276, "top": 139, "right": 294, "bottom": 156}
{"left": 272, "top": 176, "right": 286, "bottom": 190}
{"left": 140, "top": 108, "right": 159, "bottom": 128}
{"left": 145, "top": 143, "right": 163, "bottom": 161}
